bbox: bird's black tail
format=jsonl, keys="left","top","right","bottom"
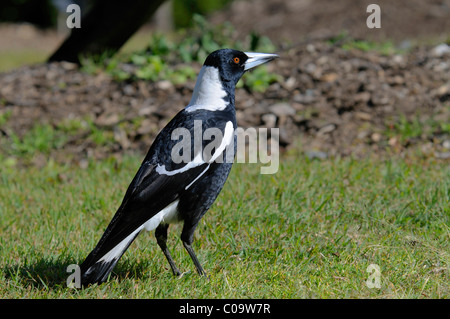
{"left": 79, "top": 228, "right": 142, "bottom": 286}
{"left": 80, "top": 257, "right": 119, "bottom": 286}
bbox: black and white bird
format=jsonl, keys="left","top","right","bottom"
{"left": 79, "top": 49, "right": 278, "bottom": 285}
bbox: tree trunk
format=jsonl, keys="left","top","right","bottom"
{"left": 48, "top": 0, "right": 166, "bottom": 64}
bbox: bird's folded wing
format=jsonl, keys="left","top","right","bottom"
{"left": 85, "top": 110, "right": 234, "bottom": 262}
{"left": 88, "top": 159, "right": 210, "bottom": 261}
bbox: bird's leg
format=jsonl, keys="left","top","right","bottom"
{"left": 182, "top": 241, "right": 207, "bottom": 277}
{"left": 155, "top": 224, "right": 181, "bottom": 276}
{"left": 181, "top": 220, "right": 208, "bottom": 277}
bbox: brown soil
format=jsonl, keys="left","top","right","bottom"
{"left": 211, "top": 0, "right": 450, "bottom": 44}
{"left": 0, "top": 1, "right": 449, "bottom": 166}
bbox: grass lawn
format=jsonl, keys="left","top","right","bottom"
{"left": 0, "top": 151, "right": 448, "bottom": 298}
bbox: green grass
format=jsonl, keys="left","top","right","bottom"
{"left": 0, "top": 152, "right": 448, "bottom": 298}
{"left": 0, "top": 117, "right": 119, "bottom": 166}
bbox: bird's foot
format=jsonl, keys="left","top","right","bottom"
{"left": 177, "top": 270, "right": 191, "bottom": 279}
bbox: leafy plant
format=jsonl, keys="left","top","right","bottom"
{"left": 242, "top": 65, "right": 282, "bottom": 92}
{"left": 0, "top": 110, "right": 12, "bottom": 128}
{"left": 8, "top": 123, "right": 67, "bottom": 157}
{"left": 173, "top": 0, "right": 232, "bottom": 28}
{"left": 341, "top": 39, "right": 398, "bottom": 55}
{"left": 384, "top": 113, "right": 450, "bottom": 144}
{"left": 80, "top": 14, "right": 279, "bottom": 92}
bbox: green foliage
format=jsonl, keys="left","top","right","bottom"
{"left": 326, "top": 31, "right": 349, "bottom": 45}
{"left": 327, "top": 32, "right": 402, "bottom": 55}
{"left": 173, "top": 0, "right": 232, "bottom": 29}
{"left": 8, "top": 123, "right": 67, "bottom": 157}
{"left": 0, "top": 109, "right": 12, "bottom": 127}
{"left": 341, "top": 39, "right": 398, "bottom": 55}
{"left": 391, "top": 116, "right": 424, "bottom": 141}
{"left": 175, "top": 14, "right": 240, "bottom": 63}
{"left": 241, "top": 65, "right": 282, "bottom": 92}
{"left": 85, "top": 118, "right": 116, "bottom": 147}
{"left": 171, "top": 15, "right": 276, "bottom": 63}
{"left": 0, "top": 117, "right": 117, "bottom": 166}
{"left": 134, "top": 55, "right": 165, "bottom": 81}
{"left": 80, "top": 14, "right": 279, "bottom": 92}
{"left": 80, "top": 51, "right": 117, "bottom": 75}
{"left": 384, "top": 113, "right": 450, "bottom": 143}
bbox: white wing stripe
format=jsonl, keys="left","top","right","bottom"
{"left": 209, "top": 121, "right": 234, "bottom": 163}
{"left": 156, "top": 121, "right": 234, "bottom": 176}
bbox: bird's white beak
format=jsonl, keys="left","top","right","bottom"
{"left": 244, "top": 52, "right": 279, "bottom": 71}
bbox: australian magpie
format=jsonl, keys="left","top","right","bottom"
{"left": 79, "top": 49, "right": 278, "bottom": 285}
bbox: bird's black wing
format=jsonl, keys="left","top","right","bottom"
{"left": 80, "top": 109, "right": 230, "bottom": 281}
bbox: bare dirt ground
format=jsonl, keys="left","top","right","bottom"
{"left": 212, "top": 0, "right": 450, "bottom": 44}
{"left": 0, "top": 0, "right": 449, "bottom": 165}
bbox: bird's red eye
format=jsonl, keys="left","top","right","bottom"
{"left": 233, "top": 57, "right": 240, "bottom": 64}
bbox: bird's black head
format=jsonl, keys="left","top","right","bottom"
{"left": 186, "top": 49, "right": 278, "bottom": 111}
{"left": 204, "top": 49, "right": 248, "bottom": 85}
{"left": 204, "top": 49, "right": 278, "bottom": 85}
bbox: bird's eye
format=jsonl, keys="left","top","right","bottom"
{"left": 233, "top": 57, "right": 240, "bottom": 64}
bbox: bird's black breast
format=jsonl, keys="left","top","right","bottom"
{"left": 178, "top": 160, "right": 234, "bottom": 220}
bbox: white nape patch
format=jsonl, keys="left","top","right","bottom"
{"left": 186, "top": 66, "right": 228, "bottom": 112}
{"left": 97, "top": 200, "right": 180, "bottom": 265}
{"left": 143, "top": 199, "right": 180, "bottom": 231}
{"left": 156, "top": 151, "right": 204, "bottom": 176}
